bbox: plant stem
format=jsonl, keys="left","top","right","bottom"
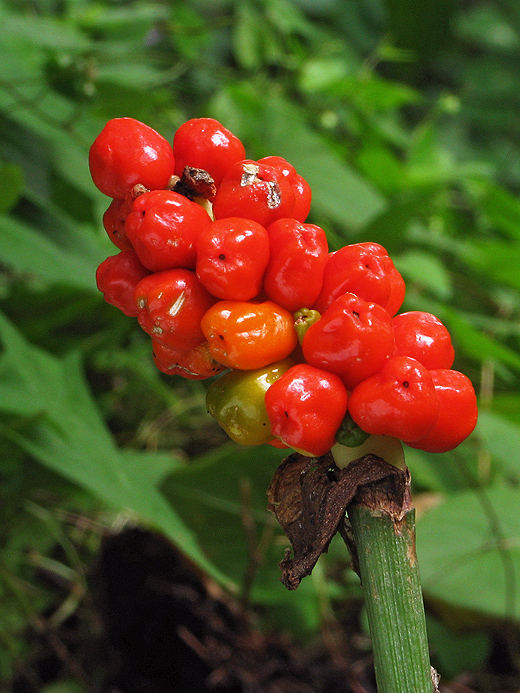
{"left": 347, "top": 500, "right": 435, "bottom": 693}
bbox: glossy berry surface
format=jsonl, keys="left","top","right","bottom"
{"left": 124, "top": 190, "right": 212, "bottom": 272}
{"left": 265, "top": 363, "right": 349, "bottom": 457}
{"left": 96, "top": 249, "right": 150, "bottom": 317}
{"left": 201, "top": 300, "right": 298, "bottom": 370}
{"left": 151, "top": 338, "right": 225, "bottom": 380}
{"left": 263, "top": 218, "right": 328, "bottom": 313}
{"left": 303, "top": 292, "right": 395, "bottom": 390}
{"left": 89, "top": 117, "right": 175, "bottom": 199}
{"left": 212, "top": 160, "right": 295, "bottom": 227}
{"left": 348, "top": 356, "right": 440, "bottom": 443}
{"left": 102, "top": 195, "right": 134, "bottom": 250}
{"left": 90, "top": 115, "right": 477, "bottom": 457}
{"left": 135, "top": 268, "right": 216, "bottom": 351}
{"left": 196, "top": 217, "right": 270, "bottom": 301}
{"left": 173, "top": 117, "right": 246, "bottom": 188}
{"left": 392, "top": 311, "right": 455, "bottom": 370}
{"left": 408, "top": 369, "right": 478, "bottom": 452}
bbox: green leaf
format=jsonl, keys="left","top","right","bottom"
{"left": 467, "top": 240, "right": 520, "bottom": 291}
{"left": 0, "top": 312, "right": 227, "bottom": 585}
{"left": 0, "top": 161, "right": 24, "bottom": 213}
{"left": 162, "top": 443, "right": 287, "bottom": 589}
{"left": 162, "top": 442, "right": 330, "bottom": 626}
{"left": 260, "top": 94, "right": 388, "bottom": 231}
{"left": 394, "top": 250, "right": 453, "bottom": 300}
{"left": 417, "top": 484, "right": 520, "bottom": 619}
{"left": 2, "top": 14, "right": 92, "bottom": 51}
{"left": 468, "top": 179, "right": 520, "bottom": 241}
{"left": 443, "top": 309, "right": 520, "bottom": 373}
{"left": 0, "top": 214, "right": 102, "bottom": 291}
{"left": 427, "top": 615, "right": 490, "bottom": 679}
{"left": 233, "top": 2, "right": 264, "bottom": 70}
{"left": 477, "top": 410, "right": 520, "bottom": 480}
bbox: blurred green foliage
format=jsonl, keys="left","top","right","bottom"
{"left": 2, "top": 0, "right": 520, "bottom": 687}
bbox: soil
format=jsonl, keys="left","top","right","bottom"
{"left": 8, "top": 526, "right": 520, "bottom": 693}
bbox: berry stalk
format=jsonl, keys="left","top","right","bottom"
{"left": 347, "top": 480, "right": 437, "bottom": 693}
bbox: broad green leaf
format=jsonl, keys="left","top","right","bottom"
{"left": 0, "top": 312, "right": 227, "bottom": 585}
{"left": 260, "top": 94, "right": 387, "bottom": 231}
{"left": 467, "top": 179, "right": 520, "bottom": 241}
{"left": 427, "top": 616, "right": 490, "bottom": 679}
{"left": 233, "top": 2, "right": 264, "bottom": 70}
{"left": 2, "top": 11, "right": 92, "bottom": 51}
{"left": 299, "top": 57, "right": 357, "bottom": 93}
{"left": 0, "top": 215, "right": 102, "bottom": 291}
{"left": 0, "top": 161, "right": 24, "bottom": 213}
{"left": 467, "top": 240, "right": 520, "bottom": 291}
{"left": 477, "top": 410, "right": 520, "bottom": 480}
{"left": 162, "top": 443, "right": 287, "bottom": 587}
{"left": 417, "top": 484, "right": 520, "bottom": 619}
{"left": 443, "top": 310, "right": 520, "bottom": 373}
{"left": 161, "top": 443, "right": 327, "bottom": 626}
{"left": 394, "top": 250, "right": 453, "bottom": 300}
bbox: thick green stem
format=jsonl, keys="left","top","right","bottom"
{"left": 347, "top": 501, "right": 435, "bottom": 693}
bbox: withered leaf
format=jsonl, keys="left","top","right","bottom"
{"left": 267, "top": 452, "right": 411, "bottom": 590}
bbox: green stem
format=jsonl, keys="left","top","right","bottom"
{"left": 347, "top": 501, "right": 435, "bottom": 693}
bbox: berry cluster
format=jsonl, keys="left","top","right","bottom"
{"left": 91, "top": 116, "right": 478, "bottom": 463}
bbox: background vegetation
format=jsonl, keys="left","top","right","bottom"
{"left": 2, "top": 0, "right": 520, "bottom": 690}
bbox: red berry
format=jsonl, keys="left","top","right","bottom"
{"left": 313, "top": 243, "right": 392, "bottom": 314}
{"left": 102, "top": 196, "right": 134, "bottom": 250}
{"left": 89, "top": 118, "right": 175, "bottom": 199}
{"left": 151, "top": 338, "right": 225, "bottom": 380}
{"left": 173, "top": 118, "right": 246, "bottom": 188}
{"left": 263, "top": 218, "right": 328, "bottom": 313}
{"left": 302, "top": 292, "right": 395, "bottom": 390}
{"left": 96, "top": 249, "right": 151, "bottom": 316}
{"left": 124, "top": 190, "right": 212, "bottom": 272}
{"left": 357, "top": 242, "right": 405, "bottom": 316}
{"left": 134, "top": 269, "right": 216, "bottom": 351}
{"left": 258, "top": 157, "right": 312, "bottom": 222}
{"left": 265, "top": 363, "right": 348, "bottom": 457}
{"left": 212, "top": 160, "right": 295, "bottom": 227}
{"left": 290, "top": 174, "right": 312, "bottom": 223}
{"left": 392, "top": 311, "right": 455, "bottom": 370}
{"left": 258, "top": 155, "right": 296, "bottom": 181}
{"left": 348, "top": 356, "right": 440, "bottom": 443}
{"left": 408, "top": 369, "right": 478, "bottom": 452}
{"left": 196, "top": 217, "right": 270, "bottom": 301}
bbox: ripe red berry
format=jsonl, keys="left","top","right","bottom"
{"left": 348, "top": 356, "right": 440, "bottom": 443}
{"left": 408, "top": 369, "right": 478, "bottom": 452}
{"left": 258, "top": 156, "right": 296, "bottom": 181}
{"left": 196, "top": 217, "right": 270, "bottom": 301}
{"left": 89, "top": 117, "right": 175, "bottom": 199}
{"left": 303, "top": 292, "right": 395, "bottom": 390}
{"left": 102, "top": 196, "right": 134, "bottom": 250}
{"left": 392, "top": 311, "right": 455, "bottom": 370}
{"left": 151, "top": 338, "right": 225, "bottom": 380}
{"left": 313, "top": 243, "right": 392, "bottom": 314}
{"left": 173, "top": 118, "right": 246, "bottom": 188}
{"left": 265, "top": 363, "right": 348, "bottom": 457}
{"left": 124, "top": 190, "right": 212, "bottom": 272}
{"left": 357, "top": 242, "right": 405, "bottom": 316}
{"left": 263, "top": 218, "right": 328, "bottom": 313}
{"left": 258, "top": 156, "right": 312, "bottom": 222}
{"left": 290, "top": 174, "right": 312, "bottom": 223}
{"left": 134, "top": 269, "right": 216, "bottom": 351}
{"left": 212, "top": 160, "right": 295, "bottom": 227}
{"left": 96, "top": 249, "right": 151, "bottom": 316}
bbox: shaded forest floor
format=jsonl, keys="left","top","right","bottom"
{"left": 8, "top": 527, "right": 520, "bottom": 693}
